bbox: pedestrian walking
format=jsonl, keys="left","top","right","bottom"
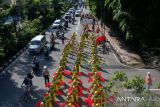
{"left": 145, "top": 72, "right": 152, "bottom": 90}
{"left": 42, "top": 66, "right": 50, "bottom": 84}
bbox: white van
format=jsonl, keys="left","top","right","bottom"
{"left": 28, "top": 35, "right": 46, "bottom": 54}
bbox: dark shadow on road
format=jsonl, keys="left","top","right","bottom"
{"left": 34, "top": 70, "right": 42, "bottom": 77}
{"left": 0, "top": 72, "right": 47, "bottom": 107}
{"left": 52, "top": 47, "right": 60, "bottom": 51}
{"left": 54, "top": 41, "right": 60, "bottom": 45}
{"left": 68, "top": 56, "right": 76, "bottom": 60}
{"left": 108, "top": 65, "right": 128, "bottom": 69}
{"left": 98, "top": 67, "right": 110, "bottom": 74}
{"left": 59, "top": 89, "right": 67, "bottom": 96}
{"left": 65, "top": 28, "right": 70, "bottom": 32}
{"left": 78, "top": 97, "right": 88, "bottom": 107}
{"left": 56, "top": 95, "right": 65, "bottom": 102}
{"left": 65, "top": 66, "right": 72, "bottom": 71}
{"left": 80, "top": 65, "right": 91, "bottom": 71}
{"left": 61, "top": 83, "right": 70, "bottom": 90}
{"left": 15, "top": 89, "right": 46, "bottom": 107}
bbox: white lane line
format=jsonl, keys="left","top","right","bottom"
{"left": 111, "top": 51, "right": 154, "bottom": 71}
{"left": 0, "top": 50, "right": 28, "bottom": 76}
{"left": 76, "top": 19, "right": 80, "bottom": 35}
{"left": 124, "top": 88, "right": 160, "bottom": 91}
{"left": 107, "top": 42, "right": 154, "bottom": 71}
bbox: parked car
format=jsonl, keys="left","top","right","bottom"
{"left": 28, "top": 35, "right": 46, "bottom": 54}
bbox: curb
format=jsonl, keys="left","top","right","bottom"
{"left": 105, "top": 32, "right": 127, "bottom": 65}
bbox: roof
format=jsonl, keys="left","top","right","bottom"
{"left": 31, "top": 35, "right": 44, "bottom": 41}
{"left": 54, "top": 19, "right": 61, "bottom": 23}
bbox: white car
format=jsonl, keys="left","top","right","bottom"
{"left": 75, "top": 10, "right": 82, "bottom": 17}
{"left": 64, "top": 13, "right": 71, "bottom": 20}
{"left": 28, "top": 35, "right": 46, "bottom": 54}
{"left": 53, "top": 19, "right": 62, "bottom": 27}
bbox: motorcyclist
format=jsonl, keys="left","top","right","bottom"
{"left": 56, "top": 30, "right": 59, "bottom": 37}
{"left": 50, "top": 33, "right": 55, "bottom": 48}
{"left": 27, "top": 72, "right": 34, "bottom": 87}
{"left": 44, "top": 45, "right": 49, "bottom": 59}
{"left": 71, "top": 14, "right": 75, "bottom": 25}
{"left": 32, "top": 56, "right": 39, "bottom": 73}
{"left": 65, "top": 20, "right": 68, "bottom": 29}
{"left": 21, "top": 73, "right": 34, "bottom": 101}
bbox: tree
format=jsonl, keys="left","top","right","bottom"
{"left": 87, "top": 0, "right": 160, "bottom": 53}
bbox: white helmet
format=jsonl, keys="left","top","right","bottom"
{"left": 147, "top": 72, "right": 150, "bottom": 75}
{"left": 44, "top": 66, "right": 47, "bottom": 69}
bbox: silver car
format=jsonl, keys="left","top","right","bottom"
{"left": 28, "top": 35, "right": 46, "bottom": 54}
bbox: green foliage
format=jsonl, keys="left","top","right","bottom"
{"left": 0, "top": 47, "right": 5, "bottom": 64}
{"left": 123, "top": 75, "right": 145, "bottom": 94}
{"left": 138, "top": 91, "right": 160, "bottom": 107}
{"left": 157, "top": 82, "right": 160, "bottom": 89}
{"left": 131, "top": 75, "right": 145, "bottom": 93}
{"left": 87, "top": 0, "right": 160, "bottom": 51}
{"left": 111, "top": 71, "right": 128, "bottom": 82}
{"left": 122, "top": 79, "right": 132, "bottom": 89}
{"left": 0, "top": 0, "right": 72, "bottom": 66}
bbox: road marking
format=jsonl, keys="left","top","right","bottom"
{"left": 76, "top": 19, "right": 80, "bottom": 35}
{"left": 124, "top": 89, "right": 160, "bottom": 91}
{"left": 110, "top": 48, "right": 155, "bottom": 71}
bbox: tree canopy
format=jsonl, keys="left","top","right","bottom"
{"left": 87, "top": 0, "right": 160, "bottom": 51}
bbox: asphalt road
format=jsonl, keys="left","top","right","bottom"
{"left": 0, "top": 9, "right": 160, "bottom": 107}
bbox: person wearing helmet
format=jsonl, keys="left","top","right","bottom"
{"left": 43, "top": 66, "right": 50, "bottom": 84}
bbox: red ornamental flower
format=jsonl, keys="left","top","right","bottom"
{"left": 45, "top": 82, "right": 52, "bottom": 88}
{"left": 63, "top": 70, "right": 71, "bottom": 75}
{"left": 43, "top": 92, "right": 48, "bottom": 97}
{"left": 36, "top": 101, "right": 42, "bottom": 107}
{"left": 84, "top": 98, "right": 92, "bottom": 106}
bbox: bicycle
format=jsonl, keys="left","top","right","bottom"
{"left": 21, "top": 85, "right": 33, "bottom": 102}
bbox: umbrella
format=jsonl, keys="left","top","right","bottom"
{"left": 96, "top": 35, "right": 106, "bottom": 45}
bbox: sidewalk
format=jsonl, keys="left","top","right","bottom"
{"left": 96, "top": 23, "right": 145, "bottom": 68}
{"left": 83, "top": 8, "right": 145, "bottom": 68}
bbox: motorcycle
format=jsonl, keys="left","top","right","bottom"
{"left": 50, "top": 35, "right": 55, "bottom": 49}
{"left": 32, "top": 58, "right": 39, "bottom": 73}
{"left": 72, "top": 18, "right": 75, "bottom": 25}
{"left": 44, "top": 46, "right": 49, "bottom": 60}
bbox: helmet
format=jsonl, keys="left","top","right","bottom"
{"left": 44, "top": 66, "right": 47, "bottom": 69}
{"left": 33, "top": 56, "right": 36, "bottom": 59}
{"left": 147, "top": 72, "right": 150, "bottom": 75}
